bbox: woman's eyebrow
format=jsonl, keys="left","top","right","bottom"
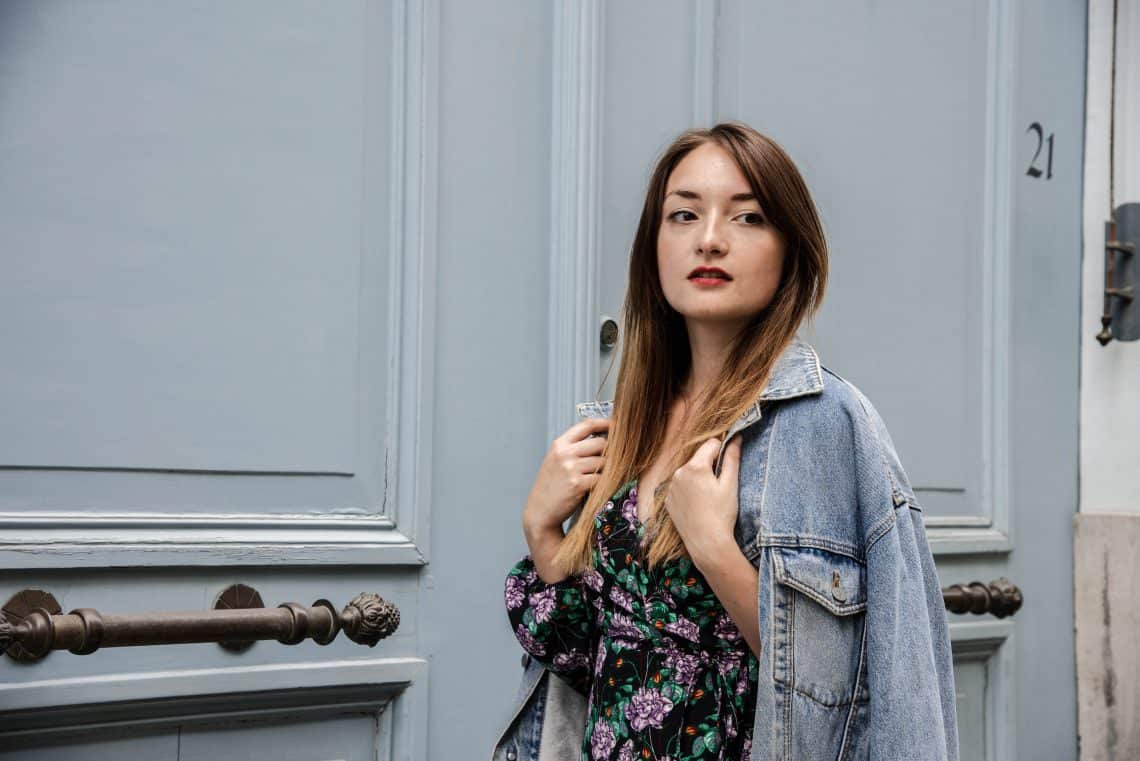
{"left": 664, "top": 189, "right": 757, "bottom": 202}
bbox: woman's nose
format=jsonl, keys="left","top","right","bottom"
{"left": 697, "top": 214, "right": 728, "bottom": 255}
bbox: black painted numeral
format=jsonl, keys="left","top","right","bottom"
{"left": 1026, "top": 122, "right": 1054, "bottom": 180}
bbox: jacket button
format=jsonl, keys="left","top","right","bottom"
{"left": 506, "top": 750, "right": 517, "bottom": 761}
{"left": 831, "top": 570, "right": 847, "bottom": 602}
{"left": 521, "top": 653, "right": 529, "bottom": 668}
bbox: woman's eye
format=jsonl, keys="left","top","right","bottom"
{"left": 667, "top": 210, "right": 764, "bottom": 224}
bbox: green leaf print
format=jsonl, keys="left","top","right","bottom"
{"left": 703, "top": 730, "right": 720, "bottom": 753}
{"left": 693, "top": 736, "right": 707, "bottom": 756}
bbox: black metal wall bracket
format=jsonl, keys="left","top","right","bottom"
{"left": 1097, "top": 202, "right": 1139, "bottom": 344}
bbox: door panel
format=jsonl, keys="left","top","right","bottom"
{"left": 2, "top": 731, "right": 178, "bottom": 761}
{"left": 0, "top": 0, "right": 426, "bottom": 756}
{"left": 0, "top": 1, "right": 1083, "bottom": 759}
{"left": 179, "top": 715, "right": 377, "bottom": 761}
{"left": 586, "top": 2, "right": 1084, "bottom": 759}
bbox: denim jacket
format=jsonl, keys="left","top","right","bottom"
{"left": 491, "top": 336, "right": 959, "bottom": 761}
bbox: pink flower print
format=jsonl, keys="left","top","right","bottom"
{"left": 608, "top": 611, "right": 643, "bottom": 641}
{"left": 596, "top": 539, "right": 611, "bottom": 566}
{"left": 625, "top": 686, "right": 674, "bottom": 732}
{"left": 595, "top": 638, "right": 607, "bottom": 673}
{"left": 716, "top": 651, "right": 742, "bottom": 677}
{"left": 590, "top": 718, "right": 616, "bottom": 759}
{"left": 742, "top": 735, "right": 752, "bottom": 757}
{"left": 582, "top": 567, "right": 604, "bottom": 592}
{"left": 617, "top": 739, "right": 635, "bottom": 761}
{"left": 664, "top": 615, "right": 700, "bottom": 643}
{"left": 504, "top": 575, "right": 526, "bottom": 610}
{"left": 609, "top": 585, "right": 634, "bottom": 613}
{"left": 714, "top": 612, "right": 742, "bottom": 642}
{"left": 515, "top": 624, "right": 546, "bottom": 656}
{"left": 529, "top": 586, "right": 557, "bottom": 623}
{"left": 621, "top": 495, "right": 638, "bottom": 527}
{"left": 736, "top": 661, "right": 753, "bottom": 695}
{"left": 554, "top": 651, "right": 590, "bottom": 672}
{"left": 663, "top": 650, "right": 700, "bottom": 687}
{"left": 610, "top": 637, "right": 641, "bottom": 653}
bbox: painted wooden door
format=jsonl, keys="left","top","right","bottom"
{"left": 0, "top": 1, "right": 431, "bottom": 757}
{"left": 576, "top": 2, "right": 1085, "bottom": 760}
{"left": 0, "top": 2, "right": 1086, "bottom": 760}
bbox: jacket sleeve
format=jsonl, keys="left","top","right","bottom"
{"left": 503, "top": 554, "right": 595, "bottom": 696}
{"left": 852, "top": 392, "right": 960, "bottom": 761}
{"left": 864, "top": 499, "right": 959, "bottom": 760}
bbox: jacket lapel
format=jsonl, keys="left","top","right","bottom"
{"left": 574, "top": 336, "right": 825, "bottom": 474}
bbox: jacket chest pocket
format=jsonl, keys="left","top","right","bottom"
{"left": 771, "top": 546, "right": 870, "bottom": 707}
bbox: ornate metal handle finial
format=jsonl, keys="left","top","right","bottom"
{"left": 942, "top": 577, "right": 1023, "bottom": 618}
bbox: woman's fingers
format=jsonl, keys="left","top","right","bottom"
{"left": 575, "top": 454, "right": 604, "bottom": 474}
{"left": 565, "top": 416, "right": 610, "bottom": 444}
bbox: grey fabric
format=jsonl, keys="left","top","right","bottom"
{"left": 537, "top": 672, "right": 588, "bottom": 761}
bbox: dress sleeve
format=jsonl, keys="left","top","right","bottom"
{"left": 504, "top": 553, "right": 595, "bottom": 695}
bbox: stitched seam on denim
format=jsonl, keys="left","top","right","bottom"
{"left": 775, "top": 575, "right": 867, "bottom": 616}
{"left": 755, "top": 404, "right": 777, "bottom": 553}
{"left": 864, "top": 508, "right": 898, "bottom": 554}
{"left": 790, "top": 533, "right": 866, "bottom": 559}
{"left": 790, "top": 683, "right": 863, "bottom": 708}
{"left": 842, "top": 375, "right": 906, "bottom": 509}
{"left": 756, "top": 536, "right": 865, "bottom": 562}
{"left": 760, "top": 385, "right": 824, "bottom": 401}
{"left": 530, "top": 680, "right": 547, "bottom": 756}
{"left": 772, "top": 551, "right": 792, "bottom": 689}
{"left": 786, "top": 578, "right": 796, "bottom": 761}
{"left": 744, "top": 542, "right": 762, "bottom": 562}
{"left": 806, "top": 340, "right": 823, "bottom": 387}
{"left": 837, "top": 614, "right": 869, "bottom": 759}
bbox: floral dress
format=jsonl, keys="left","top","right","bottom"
{"left": 504, "top": 478, "right": 759, "bottom": 761}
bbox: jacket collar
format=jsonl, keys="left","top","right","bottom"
{"left": 575, "top": 335, "right": 824, "bottom": 422}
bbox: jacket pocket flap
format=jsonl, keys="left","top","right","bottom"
{"left": 772, "top": 546, "right": 867, "bottom": 615}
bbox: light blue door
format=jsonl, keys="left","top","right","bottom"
{"left": 0, "top": 1, "right": 428, "bottom": 756}
{"left": 579, "top": 3, "right": 1085, "bottom": 759}
{"left": 0, "top": 2, "right": 1086, "bottom": 760}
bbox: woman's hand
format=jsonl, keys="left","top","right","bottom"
{"left": 664, "top": 434, "right": 743, "bottom": 563}
{"left": 522, "top": 416, "right": 610, "bottom": 536}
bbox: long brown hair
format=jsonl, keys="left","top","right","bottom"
{"left": 552, "top": 121, "right": 829, "bottom": 575}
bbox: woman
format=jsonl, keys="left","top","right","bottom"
{"left": 496, "top": 122, "right": 958, "bottom": 761}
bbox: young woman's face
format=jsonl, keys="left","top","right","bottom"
{"left": 657, "top": 142, "right": 785, "bottom": 333}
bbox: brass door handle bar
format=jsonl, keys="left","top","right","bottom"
{"left": 0, "top": 587, "right": 400, "bottom": 663}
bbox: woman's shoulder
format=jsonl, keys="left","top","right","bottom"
{"left": 780, "top": 359, "right": 884, "bottom": 438}
{"left": 772, "top": 359, "right": 917, "bottom": 524}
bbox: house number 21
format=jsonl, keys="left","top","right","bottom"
{"left": 1026, "top": 122, "right": 1054, "bottom": 179}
